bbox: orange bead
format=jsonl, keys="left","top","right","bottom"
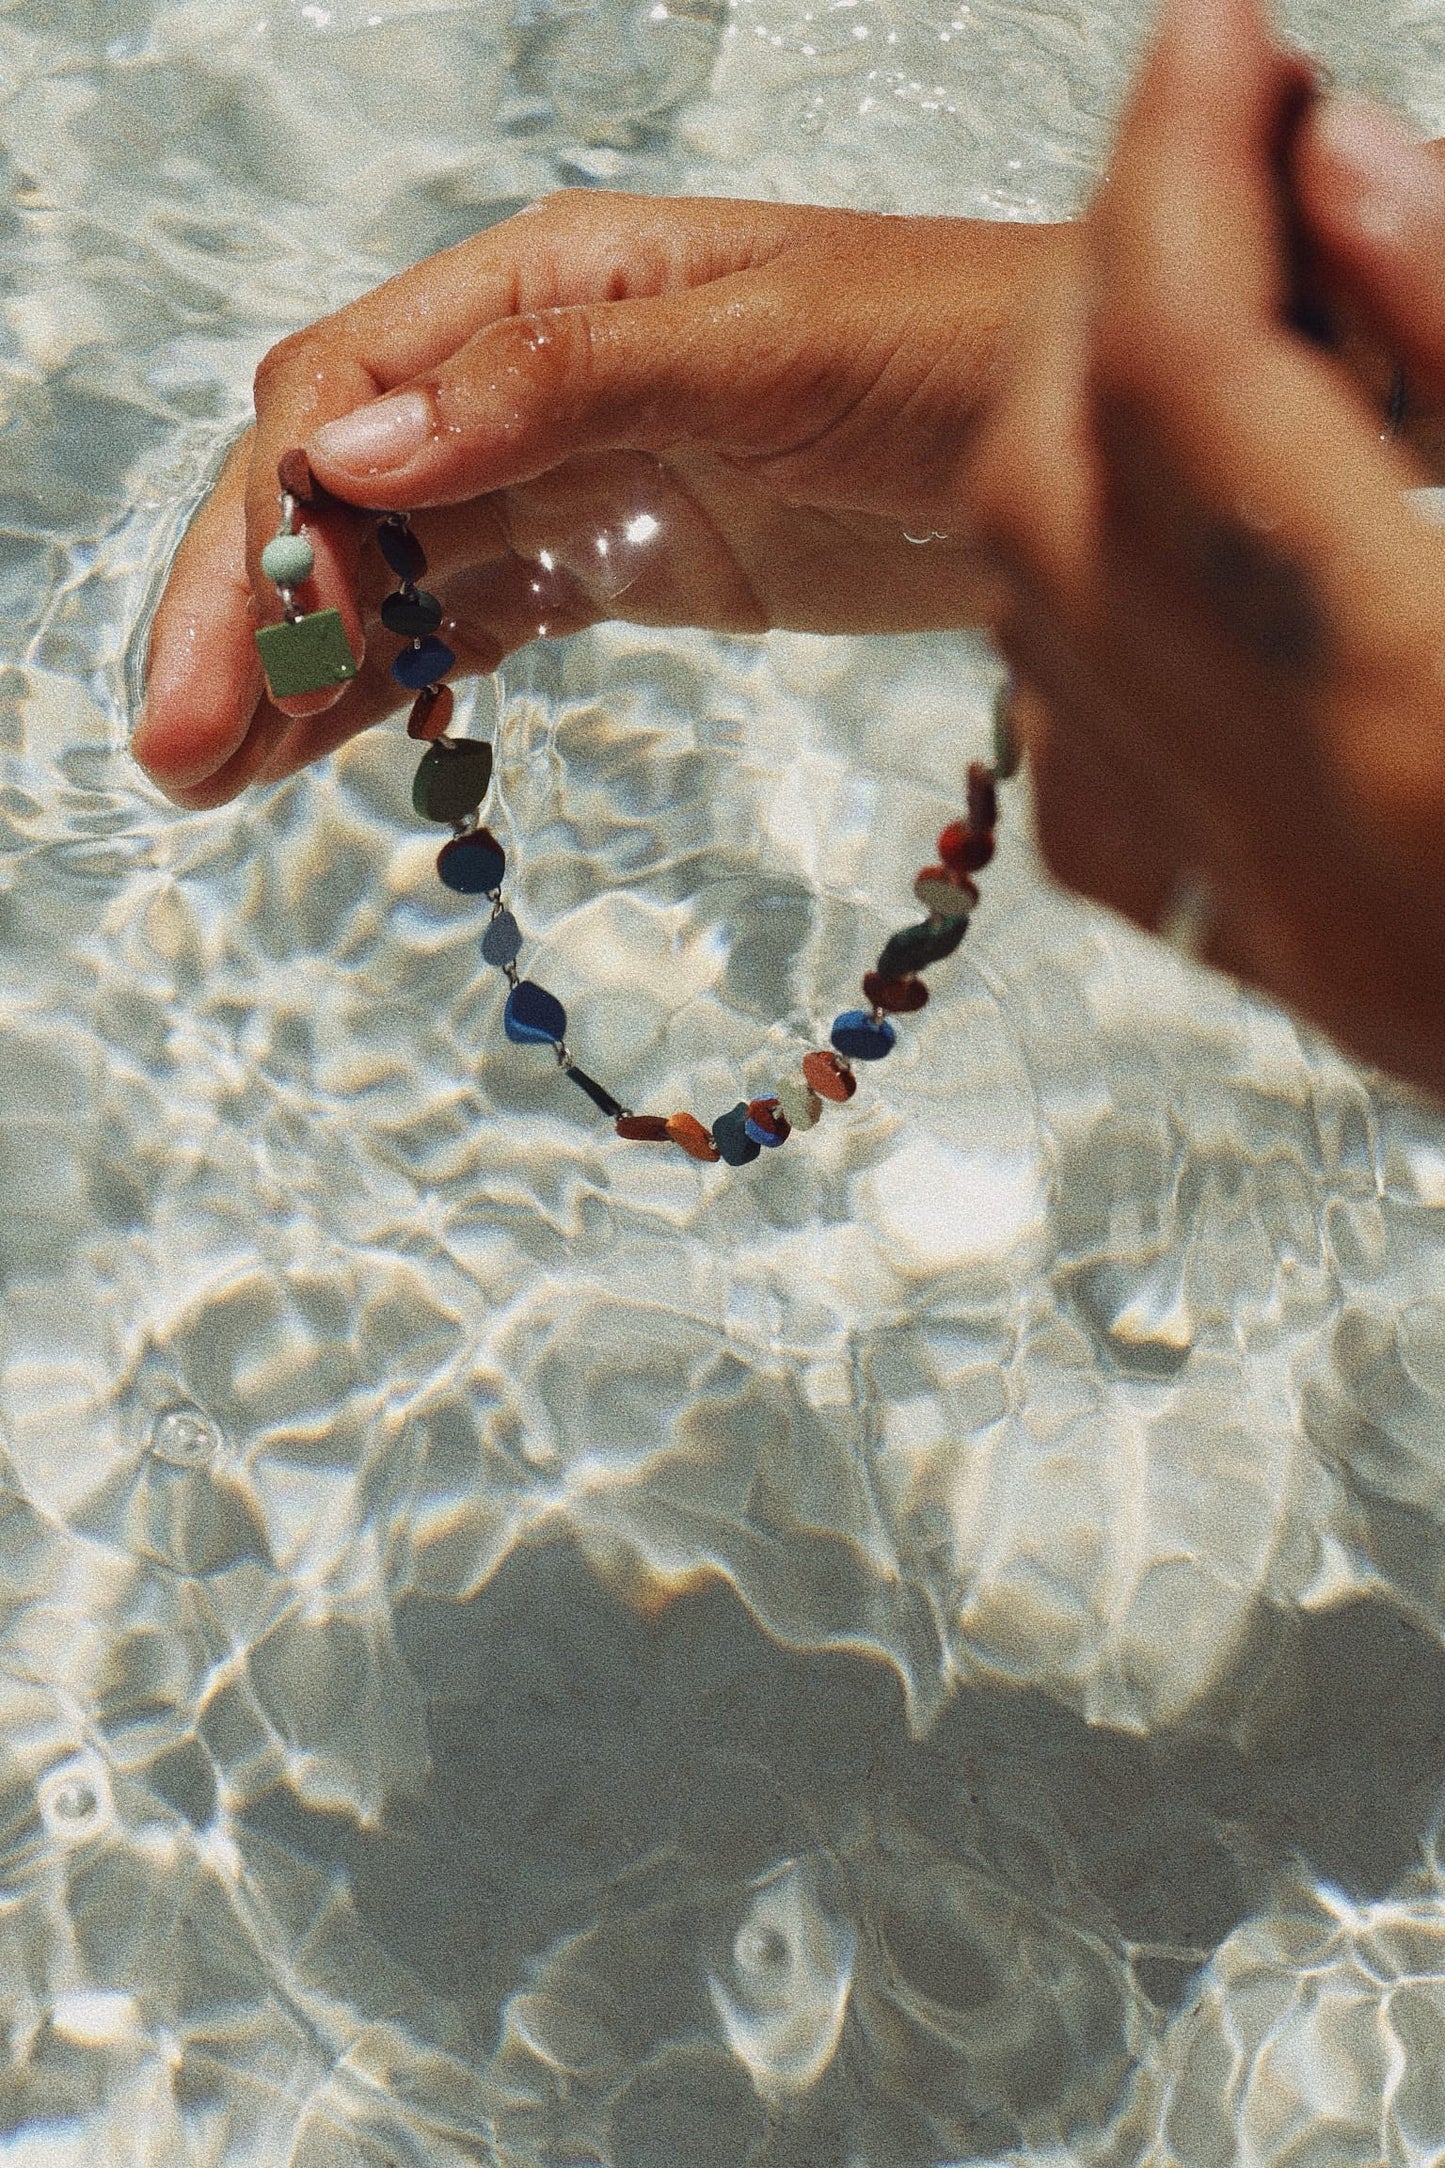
{"left": 616, "top": 1114, "right": 671, "bottom": 1141}
{"left": 407, "top": 683, "right": 454, "bottom": 741}
{"left": 666, "top": 1112, "right": 722, "bottom": 1162}
{"left": 862, "top": 971, "right": 929, "bottom": 1014}
{"left": 803, "top": 1049, "right": 857, "bottom": 1102}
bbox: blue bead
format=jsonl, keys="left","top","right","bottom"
{"left": 392, "top": 636, "right": 457, "bottom": 690}
{"left": 504, "top": 980, "right": 567, "bottom": 1046}
{"left": 481, "top": 909, "right": 522, "bottom": 966}
{"left": 830, "top": 1010, "right": 896, "bottom": 1061}
{"left": 712, "top": 1103, "right": 761, "bottom": 1166}
{"left": 743, "top": 1115, "right": 786, "bottom": 1148}
{"left": 437, "top": 829, "right": 506, "bottom": 893}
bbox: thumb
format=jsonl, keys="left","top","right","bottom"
{"left": 1293, "top": 95, "right": 1445, "bottom": 403}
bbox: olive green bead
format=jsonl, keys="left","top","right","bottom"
{"left": 412, "top": 738, "right": 494, "bottom": 824}
{"left": 260, "top": 533, "right": 316, "bottom": 586}
{"left": 254, "top": 609, "right": 357, "bottom": 698}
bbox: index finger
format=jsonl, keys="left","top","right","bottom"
{"left": 1087, "top": 0, "right": 1434, "bottom": 666}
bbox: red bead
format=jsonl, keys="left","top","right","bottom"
{"left": 616, "top": 1114, "right": 671, "bottom": 1141}
{"left": 666, "top": 1112, "right": 722, "bottom": 1162}
{"left": 966, "top": 762, "right": 997, "bottom": 834}
{"left": 407, "top": 683, "right": 455, "bottom": 741}
{"left": 938, "top": 821, "right": 994, "bottom": 875}
{"left": 803, "top": 1049, "right": 857, "bottom": 1102}
{"left": 862, "top": 972, "right": 929, "bottom": 1014}
{"left": 277, "top": 447, "right": 318, "bottom": 503}
{"left": 746, "top": 1096, "right": 791, "bottom": 1143}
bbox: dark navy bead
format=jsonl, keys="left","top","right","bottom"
{"left": 481, "top": 909, "right": 522, "bottom": 967}
{"left": 565, "top": 1065, "right": 625, "bottom": 1119}
{"left": 504, "top": 979, "right": 567, "bottom": 1046}
{"left": 393, "top": 636, "right": 457, "bottom": 690}
{"left": 377, "top": 519, "right": 427, "bottom": 582}
{"left": 712, "top": 1103, "right": 761, "bottom": 1166}
{"left": 412, "top": 738, "right": 493, "bottom": 823}
{"left": 381, "top": 589, "right": 443, "bottom": 638}
{"left": 830, "top": 1010, "right": 896, "bottom": 1061}
{"left": 437, "top": 828, "right": 506, "bottom": 893}
{"left": 875, "top": 916, "right": 967, "bottom": 979}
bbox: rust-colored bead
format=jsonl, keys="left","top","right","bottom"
{"left": 862, "top": 971, "right": 929, "bottom": 1014}
{"left": 938, "top": 821, "right": 994, "bottom": 875}
{"left": 407, "top": 683, "right": 455, "bottom": 741}
{"left": 666, "top": 1112, "right": 722, "bottom": 1162}
{"left": 966, "top": 762, "right": 997, "bottom": 834}
{"left": 616, "top": 1114, "right": 671, "bottom": 1141}
{"left": 746, "top": 1097, "right": 791, "bottom": 1145}
{"left": 277, "top": 447, "right": 318, "bottom": 504}
{"left": 803, "top": 1049, "right": 857, "bottom": 1102}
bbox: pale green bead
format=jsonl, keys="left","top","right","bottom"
{"left": 992, "top": 675, "right": 1021, "bottom": 780}
{"left": 774, "top": 1073, "right": 822, "bottom": 1130}
{"left": 261, "top": 532, "right": 316, "bottom": 586}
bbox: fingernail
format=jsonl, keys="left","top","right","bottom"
{"left": 1314, "top": 96, "right": 1445, "bottom": 238}
{"left": 310, "top": 389, "right": 432, "bottom": 474}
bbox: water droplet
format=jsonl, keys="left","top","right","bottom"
{"left": 736, "top": 1922, "right": 791, "bottom": 1974}
{"left": 150, "top": 1407, "right": 221, "bottom": 1467}
{"left": 50, "top": 1781, "right": 97, "bottom": 1822}
{"left": 798, "top": 100, "right": 824, "bottom": 134}
{"left": 40, "top": 1755, "right": 113, "bottom": 1846}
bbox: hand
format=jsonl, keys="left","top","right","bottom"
{"left": 134, "top": 193, "right": 1065, "bottom": 809}
{"left": 961, "top": 0, "right": 1445, "bottom": 1100}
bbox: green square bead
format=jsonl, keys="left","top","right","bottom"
{"left": 255, "top": 610, "right": 358, "bottom": 699}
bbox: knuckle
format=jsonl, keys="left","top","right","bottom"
{"left": 252, "top": 327, "right": 320, "bottom": 401}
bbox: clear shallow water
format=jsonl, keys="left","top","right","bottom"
{"left": 5, "top": 0, "right": 1445, "bottom": 2161}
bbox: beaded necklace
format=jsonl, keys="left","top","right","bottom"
{"left": 254, "top": 452, "right": 1017, "bottom": 1167}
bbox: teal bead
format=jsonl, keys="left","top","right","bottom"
{"left": 412, "top": 738, "right": 493, "bottom": 824}
{"left": 712, "top": 1103, "right": 761, "bottom": 1166}
{"left": 875, "top": 917, "right": 967, "bottom": 979}
{"left": 437, "top": 828, "right": 506, "bottom": 894}
{"left": 381, "top": 589, "right": 443, "bottom": 638}
{"left": 260, "top": 533, "right": 316, "bottom": 586}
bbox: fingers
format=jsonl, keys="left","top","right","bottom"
{"left": 1091, "top": 0, "right": 1298, "bottom": 362}
{"left": 1085, "top": 0, "right": 1440, "bottom": 701}
{"left": 132, "top": 434, "right": 269, "bottom": 795}
{"left": 1292, "top": 99, "right": 1445, "bottom": 405}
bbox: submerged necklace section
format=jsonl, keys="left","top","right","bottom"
{"left": 254, "top": 453, "right": 1018, "bottom": 1168}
